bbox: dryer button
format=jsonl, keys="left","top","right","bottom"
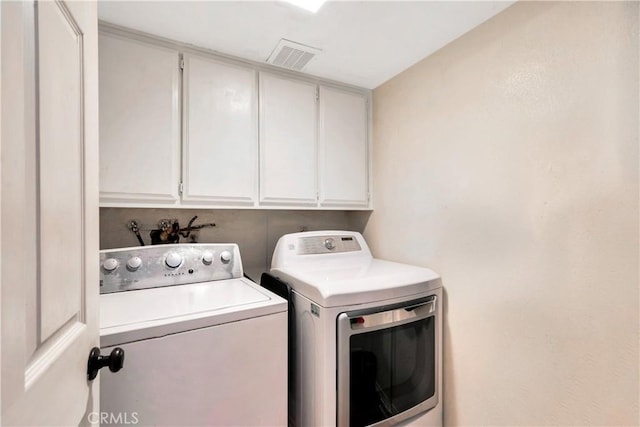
{"left": 324, "top": 238, "right": 336, "bottom": 250}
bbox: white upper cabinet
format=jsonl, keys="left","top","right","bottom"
{"left": 99, "top": 32, "right": 181, "bottom": 205}
{"left": 98, "top": 27, "right": 372, "bottom": 210}
{"left": 318, "top": 86, "right": 369, "bottom": 207}
{"left": 182, "top": 54, "right": 258, "bottom": 206}
{"left": 259, "top": 73, "right": 318, "bottom": 206}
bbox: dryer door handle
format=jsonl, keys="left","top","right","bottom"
{"left": 346, "top": 296, "right": 437, "bottom": 331}
{"left": 403, "top": 298, "right": 436, "bottom": 312}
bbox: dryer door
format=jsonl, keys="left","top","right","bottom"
{"left": 337, "top": 296, "right": 438, "bottom": 427}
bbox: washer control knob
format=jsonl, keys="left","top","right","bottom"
{"left": 165, "top": 252, "right": 183, "bottom": 269}
{"left": 202, "top": 251, "right": 214, "bottom": 265}
{"left": 324, "top": 238, "right": 336, "bottom": 250}
{"left": 102, "top": 258, "right": 118, "bottom": 272}
{"left": 126, "top": 256, "right": 143, "bottom": 271}
{"left": 220, "top": 250, "right": 232, "bottom": 264}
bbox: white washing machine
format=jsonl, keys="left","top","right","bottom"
{"left": 269, "top": 231, "right": 442, "bottom": 427}
{"left": 99, "top": 243, "right": 287, "bottom": 426}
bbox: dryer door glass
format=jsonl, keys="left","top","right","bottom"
{"left": 349, "top": 316, "right": 435, "bottom": 427}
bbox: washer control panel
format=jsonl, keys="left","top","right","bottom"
{"left": 99, "top": 243, "right": 242, "bottom": 294}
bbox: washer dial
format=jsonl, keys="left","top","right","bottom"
{"left": 126, "top": 256, "right": 143, "bottom": 271}
{"left": 220, "top": 251, "right": 232, "bottom": 264}
{"left": 165, "top": 252, "right": 183, "bottom": 269}
{"left": 202, "top": 251, "right": 214, "bottom": 265}
{"left": 102, "top": 258, "right": 118, "bottom": 272}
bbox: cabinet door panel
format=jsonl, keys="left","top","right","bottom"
{"left": 259, "top": 73, "right": 317, "bottom": 206}
{"left": 99, "top": 33, "right": 180, "bottom": 204}
{"left": 319, "top": 86, "right": 369, "bottom": 207}
{"left": 182, "top": 54, "right": 257, "bottom": 205}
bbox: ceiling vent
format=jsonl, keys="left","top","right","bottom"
{"left": 266, "top": 39, "right": 322, "bottom": 71}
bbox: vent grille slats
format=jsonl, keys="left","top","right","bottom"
{"left": 274, "top": 46, "right": 295, "bottom": 66}
{"left": 267, "top": 39, "right": 321, "bottom": 71}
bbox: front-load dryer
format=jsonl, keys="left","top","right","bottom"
{"left": 269, "top": 231, "right": 443, "bottom": 427}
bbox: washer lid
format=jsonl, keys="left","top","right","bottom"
{"left": 271, "top": 258, "right": 441, "bottom": 308}
{"left": 100, "top": 278, "right": 287, "bottom": 347}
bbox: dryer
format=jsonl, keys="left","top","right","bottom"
{"left": 269, "top": 231, "right": 442, "bottom": 427}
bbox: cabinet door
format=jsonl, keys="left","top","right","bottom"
{"left": 99, "top": 33, "right": 181, "bottom": 205}
{"left": 318, "top": 86, "right": 369, "bottom": 208}
{"left": 259, "top": 73, "right": 317, "bottom": 206}
{"left": 182, "top": 54, "right": 257, "bottom": 206}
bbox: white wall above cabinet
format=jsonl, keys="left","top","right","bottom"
{"left": 99, "top": 33, "right": 181, "bottom": 205}
{"left": 98, "top": 24, "right": 372, "bottom": 210}
{"left": 182, "top": 54, "right": 258, "bottom": 206}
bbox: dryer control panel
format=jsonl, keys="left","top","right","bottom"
{"left": 271, "top": 231, "right": 373, "bottom": 269}
{"left": 99, "top": 244, "right": 242, "bottom": 294}
{"left": 298, "top": 235, "right": 362, "bottom": 255}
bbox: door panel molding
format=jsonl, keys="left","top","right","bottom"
{"left": 1, "top": 1, "right": 100, "bottom": 424}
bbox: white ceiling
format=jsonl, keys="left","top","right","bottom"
{"left": 98, "top": 1, "right": 515, "bottom": 89}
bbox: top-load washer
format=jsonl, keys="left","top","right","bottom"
{"left": 268, "top": 231, "right": 442, "bottom": 427}
{"left": 99, "top": 243, "right": 287, "bottom": 426}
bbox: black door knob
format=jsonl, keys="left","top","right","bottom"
{"left": 87, "top": 346, "right": 125, "bottom": 381}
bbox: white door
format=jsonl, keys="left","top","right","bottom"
{"left": 259, "top": 73, "right": 318, "bottom": 206}
{"left": 1, "top": 1, "right": 100, "bottom": 425}
{"left": 182, "top": 54, "right": 258, "bottom": 206}
{"left": 99, "top": 31, "right": 181, "bottom": 206}
{"left": 318, "top": 86, "right": 370, "bottom": 208}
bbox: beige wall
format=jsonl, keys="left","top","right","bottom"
{"left": 366, "top": 2, "right": 638, "bottom": 426}
{"left": 100, "top": 208, "right": 368, "bottom": 272}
